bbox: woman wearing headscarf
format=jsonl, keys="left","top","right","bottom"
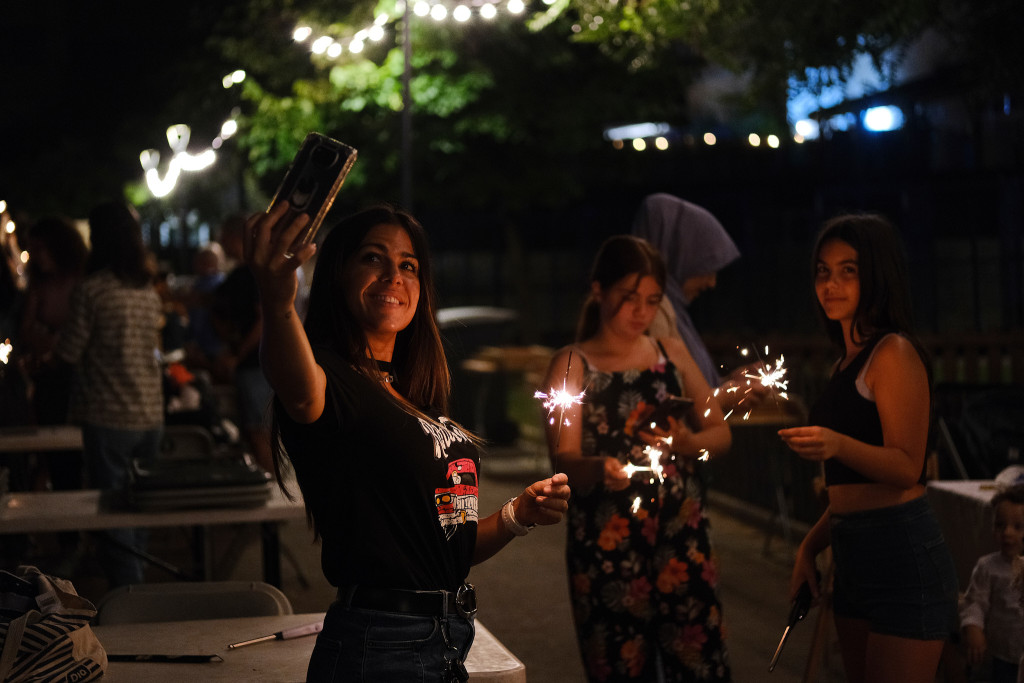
{"left": 631, "top": 193, "right": 764, "bottom": 411}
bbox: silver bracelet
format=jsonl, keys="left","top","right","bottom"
{"left": 501, "top": 497, "right": 532, "bottom": 536}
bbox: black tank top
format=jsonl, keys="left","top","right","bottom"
{"left": 810, "top": 334, "right": 924, "bottom": 486}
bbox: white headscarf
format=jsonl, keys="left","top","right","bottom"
{"left": 631, "top": 193, "right": 740, "bottom": 386}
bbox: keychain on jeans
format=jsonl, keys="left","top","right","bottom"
{"left": 440, "top": 617, "right": 469, "bottom": 683}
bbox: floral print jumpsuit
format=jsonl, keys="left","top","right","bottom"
{"left": 567, "top": 342, "right": 730, "bottom": 682}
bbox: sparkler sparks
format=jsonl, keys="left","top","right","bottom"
{"left": 538, "top": 349, "right": 587, "bottom": 467}
{"left": 534, "top": 385, "right": 586, "bottom": 427}
{"left": 623, "top": 442, "right": 668, "bottom": 483}
{"left": 745, "top": 353, "right": 789, "bottom": 398}
{"left": 0, "top": 339, "right": 10, "bottom": 365}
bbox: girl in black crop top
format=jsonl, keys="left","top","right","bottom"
{"left": 245, "top": 204, "right": 571, "bottom": 682}
{"left": 778, "top": 215, "right": 957, "bottom": 683}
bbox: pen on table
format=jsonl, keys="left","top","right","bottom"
{"left": 107, "top": 654, "right": 223, "bottom": 663}
{"left": 228, "top": 621, "right": 324, "bottom": 649}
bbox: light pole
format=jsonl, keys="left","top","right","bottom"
{"left": 401, "top": 0, "right": 413, "bottom": 210}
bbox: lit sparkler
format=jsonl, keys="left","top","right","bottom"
{"left": 537, "top": 349, "right": 587, "bottom": 465}
{"left": 745, "top": 352, "right": 789, "bottom": 399}
{"left": 623, "top": 442, "right": 668, "bottom": 483}
{"left": 534, "top": 384, "right": 586, "bottom": 428}
{"left": 0, "top": 339, "right": 11, "bottom": 365}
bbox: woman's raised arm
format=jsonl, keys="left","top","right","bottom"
{"left": 244, "top": 202, "right": 326, "bottom": 424}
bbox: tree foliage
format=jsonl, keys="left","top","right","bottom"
{"left": 4, "top": 0, "right": 1018, "bottom": 220}
{"left": 220, "top": 0, "right": 699, "bottom": 214}
{"left": 211, "top": 0, "right": 1021, "bottom": 217}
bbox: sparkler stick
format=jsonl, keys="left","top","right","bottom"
{"left": 535, "top": 349, "right": 586, "bottom": 472}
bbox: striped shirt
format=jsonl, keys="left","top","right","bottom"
{"left": 56, "top": 270, "right": 164, "bottom": 430}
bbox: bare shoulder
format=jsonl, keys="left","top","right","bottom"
{"left": 873, "top": 333, "right": 922, "bottom": 366}
{"left": 869, "top": 334, "right": 927, "bottom": 384}
{"left": 544, "top": 344, "right": 587, "bottom": 383}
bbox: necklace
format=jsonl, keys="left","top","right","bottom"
{"left": 375, "top": 359, "right": 396, "bottom": 384}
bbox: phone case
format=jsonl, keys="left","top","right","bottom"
{"left": 268, "top": 132, "right": 358, "bottom": 250}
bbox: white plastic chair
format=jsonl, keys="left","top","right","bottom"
{"left": 95, "top": 580, "right": 293, "bottom": 625}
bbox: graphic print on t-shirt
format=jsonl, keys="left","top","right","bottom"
{"left": 434, "top": 458, "right": 479, "bottom": 538}
{"left": 418, "top": 417, "right": 478, "bottom": 538}
{"left": 418, "top": 416, "right": 472, "bottom": 461}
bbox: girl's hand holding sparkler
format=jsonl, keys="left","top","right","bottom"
{"left": 719, "top": 363, "right": 771, "bottom": 410}
{"left": 603, "top": 458, "right": 632, "bottom": 491}
{"left": 514, "top": 472, "right": 572, "bottom": 526}
{"left": 638, "top": 415, "right": 699, "bottom": 458}
{"left": 778, "top": 425, "right": 844, "bottom": 461}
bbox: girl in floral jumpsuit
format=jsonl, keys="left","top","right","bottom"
{"left": 541, "top": 235, "right": 733, "bottom": 682}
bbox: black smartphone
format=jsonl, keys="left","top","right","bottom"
{"left": 267, "top": 132, "right": 357, "bottom": 252}
{"left": 642, "top": 396, "right": 694, "bottom": 432}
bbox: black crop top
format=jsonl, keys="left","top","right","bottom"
{"left": 809, "top": 334, "right": 926, "bottom": 486}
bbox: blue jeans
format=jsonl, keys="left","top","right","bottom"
{"left": 82, "top": 423, "right": 162, "bottom": 586}
{"left": 306, "top": 601, "right": 475, "bottom": 682}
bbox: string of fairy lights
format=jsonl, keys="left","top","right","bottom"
{"left": 291, "top": 0, "right": 535, "bottom": 59}
{"left": 137, "top": 0, "right": 806, "bottom": 200}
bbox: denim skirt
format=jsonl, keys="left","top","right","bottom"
{"left": 830, "top": 495, "right": 959, "bottom": 640}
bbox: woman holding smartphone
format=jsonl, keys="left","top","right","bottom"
{"left": 779, "top": 214, "right": 958, "bottom": 683}
{"left": 540, "top": 235, "right": 732, "bottom": 682}
{"left": 245, "top": 201, "right": 570, "bottom": 682}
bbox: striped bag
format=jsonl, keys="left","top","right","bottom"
{"left": 0, "top": 566, "right": 106, "bottom": 682}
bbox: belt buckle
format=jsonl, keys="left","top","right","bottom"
{"left": 455, "top": 583, "right": 477, "bottom": 617}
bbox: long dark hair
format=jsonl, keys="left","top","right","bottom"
{"left": 812, "top": 213, "right": 926, "bottom": 363}
{"left": 271, "top": 205, "right": 457, "bottom": 521}
{"left": 576, "top": 235, "right": 666, "bottom": 341}
{"left": 26, "top": 216, "right": 88, "bottom": 283}
{"left": 86, "top": 201, "right": 155, "bottom": 287}
{"left": 303, "top": 204, "right": 450, "bottom": 410}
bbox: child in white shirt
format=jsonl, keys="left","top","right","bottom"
{"left": 961, "top": 484, "right": 1024, "bottom": 683}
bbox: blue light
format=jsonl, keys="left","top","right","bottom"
{"left": 862, "top": 105, "right": 904, "bottom": 132}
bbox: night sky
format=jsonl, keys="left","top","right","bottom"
{"left": 1, "top": 3, "right": 225, "bottom": 216}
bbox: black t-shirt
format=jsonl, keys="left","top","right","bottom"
{"left": 278, "top": 347, "right": 479, "bottom": 591}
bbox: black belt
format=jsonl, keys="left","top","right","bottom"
{"left": 341, "top": 584, "right": 477, "bottom": 618}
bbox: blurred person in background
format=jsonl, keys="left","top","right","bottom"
{"left": 19, "top": 216, "right": 88, "bottom": 426}
{"left": 184, "top": 242, "right": 227, "bottom": 364}
{"left": 18, "top": 216, "right": 89, "bottom": 562}
{"left": 960, "top": 484, "right": 1024, "bottom": 683}
{"left": 55, "top": 200, "right": 163, "bottom": 587}
{"left": 632, "top": 193, "right": 767, "bottom": 412}
{"left": 211, "top": 213, "right": 273, "bottom": 471}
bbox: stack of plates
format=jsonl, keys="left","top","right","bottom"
{"left": 125, "top": 455, "right": 273, "bottom": 511}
